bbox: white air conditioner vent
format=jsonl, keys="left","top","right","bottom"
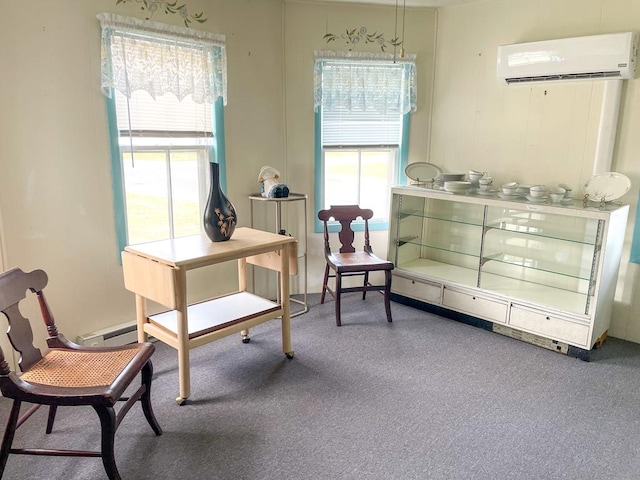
{"left": 498, "top": 32, "right": 638, "bottom": 85}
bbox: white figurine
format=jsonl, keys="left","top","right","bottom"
{"left": 258, "top": 166, "right": 289, "bottom": 198}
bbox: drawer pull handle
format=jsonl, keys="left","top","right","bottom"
{"left": 546, "top": 316, "right": 551, "bottom": 320}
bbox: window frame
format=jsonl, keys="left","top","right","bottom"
{"left": 106, "top": 92, "right": 226, "bottom": 256}
{"left": 313, "top": 108, "right": 410, "bottom": 233}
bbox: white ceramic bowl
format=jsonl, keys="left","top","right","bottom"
{"left": 549, "top": 192, "right": 564, "bottom": 203}
{"left": 529, "top": 189, "right": 545, "bottom": 198}
{"left": 479, "top": 177, "right": 493, "bottom": 185}
{"left": 550, "top": 186, "right": 566, "bottom": 195}
{"left": 530, "top": 184, "right": 545, "bottom": 192}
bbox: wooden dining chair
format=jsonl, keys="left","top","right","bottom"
{"left": 317, "top": 205, "right": 394, "bottom": 326}
{"left": 0, "top": 267, "right": 162, "bottom": 480}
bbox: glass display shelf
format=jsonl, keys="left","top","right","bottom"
{"left": 388, "top": 186, "right": 630, "bottom": 353}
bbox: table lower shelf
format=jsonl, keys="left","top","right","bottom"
{"left": 148, "top": 291, "right": 281, "bottom": 341}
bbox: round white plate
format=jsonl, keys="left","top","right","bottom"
{"left": 526, "top": 195, "right": 548, "bottom": 203}
{"left": 498, "top": 192, "right": 519, "bottom": 199}
{"left": 405, "top": 162, "right": 442, "bottom": 183}
{"left": 476, "top": 189, "right": 495, "bottom": 196}
{"left": 584, "top": 172, "right": 630, "bottom": 202}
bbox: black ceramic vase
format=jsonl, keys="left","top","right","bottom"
{"left": 203, "top": 162, "right": 237, "bottom": 242}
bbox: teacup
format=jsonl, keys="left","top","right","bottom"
{"left": 549, "top": 192, "right": 564, "bottom": 203}
{"left": 502, "top": 182, "right": 518, "bottom": 195}
{"left": 558, "top": 184, "right": 572, "bottom": 197}
{"left": 468, "top": 171, "right": 486, "bottom": 184}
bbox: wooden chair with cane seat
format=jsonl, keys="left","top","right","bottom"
{"left": 0, "top": 267, "right": 162, "bottom": 480}
{"left": 317, "top": 205, "right": 394, "bottom": 326}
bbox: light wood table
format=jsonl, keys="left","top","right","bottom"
{"left": 121, "top": 227, "right": 297, "bottom": 405}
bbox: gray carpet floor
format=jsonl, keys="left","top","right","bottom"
{"left": 2, "top": 294, "right": 640, "bottom": 479}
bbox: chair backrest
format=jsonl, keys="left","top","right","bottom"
{"left": 0, "top": 268, "right": 50, "bottom": 374}
{"left": 317, "top": 205, "right": 373, "bottom": 254}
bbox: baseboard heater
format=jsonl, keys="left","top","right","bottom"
{"left": 76, "top": 321, "right": 145, "bottom": 347}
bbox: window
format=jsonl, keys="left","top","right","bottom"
{"left": 97, "top": 13, "right": 227, "bottom": 251}
{"left": 314, "top": 51, "right": 417, "bottom": 231}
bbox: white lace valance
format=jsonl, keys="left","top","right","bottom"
{"left": 314, "top": 50, "right": 417, "bottom": 115}
{"left": 97, "top": 13, "right": 227, "bottom": 105}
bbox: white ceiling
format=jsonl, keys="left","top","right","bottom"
{"left": 318, "top": 0, "right": 484, "bottom": 7}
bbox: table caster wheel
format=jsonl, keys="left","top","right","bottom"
{"left": 176, "top": 396, "right": 187, "bottom": 406}
{"left": 242, "top": 336, "right": 251, "bottom": 344}
{"left": 285, "top": 351, "right": 294, "bottom": 359}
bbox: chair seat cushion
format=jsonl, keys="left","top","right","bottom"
{"left": 328, "top": 252, "right": 394, "bottom": 273}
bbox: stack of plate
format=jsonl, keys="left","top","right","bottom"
{"left": 436, "top": 173, "right": 466, "bottom": 182}
{"left": 444, "top": 181, "right": 472, "bottom": 193}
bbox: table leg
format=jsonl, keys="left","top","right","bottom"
{"left": 281, "top": 243, "right": 294, "bottom": 359}
{"left": 175, "top": 269, "right": 190, "bottom": 405}
{"left": 135, "top": 294, "right": 148, "bottom": 343}
{"left": 238, "top": 258, "right": 250, "bottom": 343}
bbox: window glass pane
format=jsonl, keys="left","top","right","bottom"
{"left": 324, "top": 150, "right": 359, "bottom": 207}
{"left": 324, "top": 147, "right": 395, "bottom": 220}
{"left": 170, "top": 150, "right": 202, "bottom": 238}
{"left": 360, "top": 150, "right": 394, "bottom": 220}
{"left": 123, "top": 151, "right": 170, "bottom": 244}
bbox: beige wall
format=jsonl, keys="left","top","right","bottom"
{"left": 0, "top": 0, "right": 434, "bottom": 351}
{"left": 2, "top": 0, "right": 639, "bottom": 353}
{"left": 431, "top": 0, "right": 640, "bottom": 341}
{"left": 0, "top": 0, "right": 286, "bottom": 355}
{"left": 283, "top": 1, "right": 437, "bottom": 294}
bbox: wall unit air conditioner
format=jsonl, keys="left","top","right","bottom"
{"left": 497, "top": 32, "right": 638, "bottom": 85}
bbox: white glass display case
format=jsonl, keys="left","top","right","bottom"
{"left": 388, "top": 186, "right": 629, "bottom": 359}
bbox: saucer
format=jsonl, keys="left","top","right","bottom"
{"left": 498, "top": 192, "right": 519, "bottom": 199}
{"left": 526, "top": 195, "right": 548, "bottom": 203}
{"left": 476, "top": 189, "right": 495, "bottom": 196}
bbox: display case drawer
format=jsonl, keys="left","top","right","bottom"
{"left": 509, "top": 305, "right": 589, "bottom": 347}
{"left": 392, "top": 275, "right": 442, "bottom": 305}
{"left": 442, "top": 286, "right": 507, "bottom": 323}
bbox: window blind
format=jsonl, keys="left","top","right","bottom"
{"left": 115, "top": 90, "right": 212, "bottom": 135}
{"left": 322, "top": 106, "right": 401, "bottom": 146}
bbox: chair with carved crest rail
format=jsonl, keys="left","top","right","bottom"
{"left": 317, "top": 205, "right": 394, "bottom": 326}
{"left": 0, "top": 267, "right": 162, "bottom": 480}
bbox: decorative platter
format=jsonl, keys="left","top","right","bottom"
{"left": 583, "top": 172, "right": 630, "bottom": 202}
{"left": 405, "top": 162, "right": 442, "bottom": 183}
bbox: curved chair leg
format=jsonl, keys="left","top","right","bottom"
{"left": 320, "top": 264, "right": 330, "bottom": 304}
{"left": 45, "top": 405, "right": 58, "bottom": 434}
{"left": 362, "top": 272, "right": 369, "bottom": 300}
{"left": 335, "top": 273, "right": 342, "bottom": 327}
{"left": 141, "top": 361, "right": 163, "bottom": 436}
{"left": 0, "top": 400, "right": 21, "bottom": 476}
{"left": 93, "top": 405, "right": 120, "bottom": 480}
{"left": 384, "top": 270, "right": 392, "bottom": 323}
